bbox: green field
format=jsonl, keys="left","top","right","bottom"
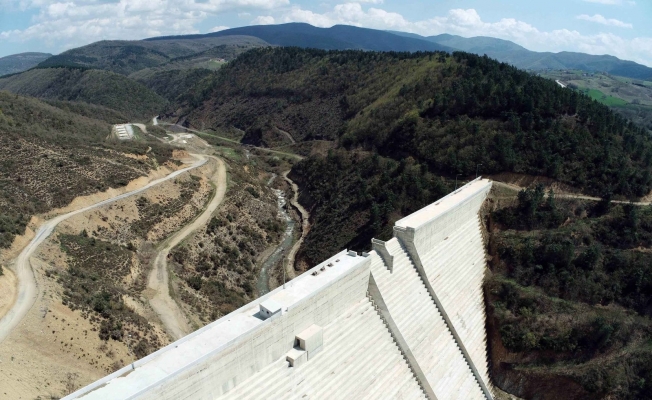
{"left": 584, "top": 88, "right": 629, "bottom": 106}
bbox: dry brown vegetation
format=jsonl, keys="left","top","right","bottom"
{"left": 0, "top": 91, "right": 174, "bottom": 249}
{"left": 169, "top": 160, "right": 282, "bottom": 322}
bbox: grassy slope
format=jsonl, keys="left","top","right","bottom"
{"left": 0, "top": 67, "right": 167, "bottom": 120}
{"left": 585, "top": 88, "right": 629, "bottom": 106}
{"left": 0, "top": 91, "right": 173, "bottom": 248}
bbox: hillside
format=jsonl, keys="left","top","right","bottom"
{"left": 177, "top": 47, "right": 652, "bottom": 198}
{"left": 487, "top": 186, "right": 652, "bottom": 399}
{"left": 38, "top": 36, "right": 267, "bottom": 75}
{"left": 147, "top": 23, "right": 453, "bottom": 53}
{"left": 0, "top": 91, "right": 173, "bottom": 249}
{"left": 129, "top": 43, "right": 266, "bottom": 101}
{"left": 0, "top": 52, "right": 52, "bottom": 76}
{"left": 541, "top": 70, "right": 652, "bottom": 129}
{"left": 398, "top": 32, "right": 652, "bottom": 80}
{"left": 0, "top": 67, "right": 167, "bottom": 120}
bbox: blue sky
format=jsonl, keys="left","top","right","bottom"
{"left": 1, "top": 0, "right": 651, "bottom": 66}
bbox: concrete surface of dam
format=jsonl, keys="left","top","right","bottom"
{"left": 64, "top": 178, "right": 493, "bottom": 400}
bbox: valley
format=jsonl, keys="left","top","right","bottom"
{"left": 0, "top": 21, "right": 651, "bottom": 399}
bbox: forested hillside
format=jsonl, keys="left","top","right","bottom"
{"left": 180, "top": 47, "right": 652, "bottom": 197}
{"left": 393, "top": 31, "right": 652, "bottom": 80}
{"left": 173, "top": 47, "right": 652, "bottom": 273}
{"left": 38, "top": 36, "right": 267, "bottom": 75}
{"left": 0, "top": 67, "right": 166, "bottom": 120}
{"left": 148, "top": 23, "right": 452, "bottom": 53}
{"left": 487, "top": 187, "right": 652, "bottom": 399}
{"left": 0, "top": 52, "right": 52, "bottom": 76}
{"left": 129, "top": 44, "right": 266, "bottom": 101}
{"left": 0, "top": 92, "right": 173, "bottom": 248}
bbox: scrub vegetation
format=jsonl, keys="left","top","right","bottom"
{"left": 0, "top": 91, "right": 173, "bottom": 249}
{"left": 488, "top": 186, "right": 652, "bottom": 399}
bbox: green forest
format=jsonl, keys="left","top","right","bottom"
{"left": 184, "top": 47, "right": 652, "bottom": 198}
{"left": 489, "top": 187, "right": 652, "bottom": 399}
{"left": 0, "top": 67, "right": 167, "bottom": 120}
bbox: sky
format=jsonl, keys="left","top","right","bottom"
{"left": 0, "top": 0, "right": 651, "bottom": 66}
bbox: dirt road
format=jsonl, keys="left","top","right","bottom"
{"left": 146, "top": 155, "right": 227, "bottom": 340}
{"left": 0, "top": 156, "right": 208, "bottom": 344}
{"left": 492, "top": 181, "right": 652, "bottom": 205}
{"left": 282, "top": 171, "right": 310, "bottom": 279}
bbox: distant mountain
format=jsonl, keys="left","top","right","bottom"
{"left": 38, "top": 36, "right": 267, "bottom": 75}
{"left": 390, "top": 31, "right": 652, "bottom": 80}
{"left": 147, "top": 23, "right": 454, "bottom": 53}
{"left": 0, "top": 52, "right": 52, "bottom": 77}
{"left": 0, "top": 67, "right": 167, "bottom": 119}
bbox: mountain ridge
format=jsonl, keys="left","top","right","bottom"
{"left": 146, "top": 23, "right": 454, "bottom": 53}
{"left": 391, "top": 31, "right": 652, "bottom": 80}
{"left": 0, "top": 52, "right": 52, "bottom": 77}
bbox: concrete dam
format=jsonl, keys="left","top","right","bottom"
{"left": 64, "top": 178, "right": 494, "bottom": 400}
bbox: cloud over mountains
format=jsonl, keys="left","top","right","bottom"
{"left": 1, "top": 0, "right": 651, "bottom": 67}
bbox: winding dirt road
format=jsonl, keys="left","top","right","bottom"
{"left": 0, "top": 156, "right": 208, "bottom": 344}
{"left": 146, "top": 155, "right": 227, "bottom": 340}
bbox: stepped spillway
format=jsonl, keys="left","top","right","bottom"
{"left": 64, "top": 178, "right": 494, "bottom": 400}
{"left": 369, "top": 242, "right": 485, "bottom": 399}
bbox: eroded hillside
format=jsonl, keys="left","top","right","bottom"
{"left": 0, "top": 160, "right": 213, "bottom": 398}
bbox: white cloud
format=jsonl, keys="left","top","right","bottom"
{"left": 0, "top": 0, "right": 289, "bottom": 52}
{"left": 210, "top": 26, "right": 230, "bottom": 32}
{"left": 252, "top": 15, "right": 275, "bottom": 25}
{"left": 279, "top": 3, "right": 409, "bottom": 30}
{"left": 582, "top": 0, "right": 636, "bottom": 4}
{"left": 577, "top": 14, "right": 632, "bottom": 28}
{"left": 584, "top": 0, "right": 620, "bottom": 4}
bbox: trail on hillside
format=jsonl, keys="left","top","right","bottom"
{"left": 146, "top": 155, "right": 227, "bottom": 340}
{"left": 0, "top": 156, "right": 208, "bottom": 344}
{"left": 282, "top": 170, "right": 311, "bottom": 280}
{"left": 492, "top": 181, "right": 652, "bottom": 205}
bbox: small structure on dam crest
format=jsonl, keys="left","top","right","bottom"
{"left": 65, "top": 178, "right": 494, "bottom": 400}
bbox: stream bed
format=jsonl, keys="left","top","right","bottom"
{"left": 256, "top": 185, "right": 296, "bottom": 296}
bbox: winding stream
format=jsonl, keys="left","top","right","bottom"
{"left": 256, "top": 179, "right": 296, "bottom": 295}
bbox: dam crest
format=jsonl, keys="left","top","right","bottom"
{"left": 65, "top": 178, "right": 494, "bottom": 400}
